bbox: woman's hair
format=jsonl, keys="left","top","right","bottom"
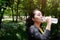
{"left": 26, "top": 9, "right": 43, "bottom": 31}
{"left": 26, "top": 9, "right": 37, "bottom": 27}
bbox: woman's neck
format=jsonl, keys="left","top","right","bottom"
{"left": 34, "top": 22, "right": 41, "bottom": 28}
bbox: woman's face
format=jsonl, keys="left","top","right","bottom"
{"left": 32, "top": 10, "right": 43, "bottom": 23}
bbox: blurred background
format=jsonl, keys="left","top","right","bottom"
{"left": 0, "top": 0, "right": 60, "bottom": 40}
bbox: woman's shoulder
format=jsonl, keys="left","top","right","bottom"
{"left": 30, "top": 25, "right": 38, "bottom": 31}
{"left": 30, "top": 25, "right": 36, "bottom": 29}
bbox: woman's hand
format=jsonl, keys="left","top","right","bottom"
{"left": 46, "top": 16, "right": 52, "bottom": 30}
{"left": 46, "top": 16, "right": 52, "bottom": 26}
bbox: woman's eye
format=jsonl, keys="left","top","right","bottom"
{"left": 38, "top": 15, "right": 40, "bottom": 16}
{"left": 37, "top": 14, "right": 40, "bottom": 16}
{"left": 37, "top": 13, "right": 41, "bottom": 16}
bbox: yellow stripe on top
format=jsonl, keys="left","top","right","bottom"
{"left": 39, "top": 28, "right": 44, "bottom": 34}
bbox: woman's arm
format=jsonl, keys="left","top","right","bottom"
{"left": 46, "top": 16, "right": 52, "bottom": 31}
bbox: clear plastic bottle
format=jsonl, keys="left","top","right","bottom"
{"left": 42, "top": 16, "right": 58, "bottom": 24}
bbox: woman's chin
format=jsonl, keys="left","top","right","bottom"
{"left": 37, "top": 20, "right": 43, "bottom": 23}
{"left": 39, "top": 21, "right": 43, "bottom": 23}
{"left": 40, "top": 20, "right": 43, "bottom": 23}
{"left": 41, "top": 21, "right": 43, "bottom": 23}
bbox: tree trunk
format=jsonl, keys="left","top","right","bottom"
{"left": 41, "top": 0, "right": 47, "bottom": 11}
{"left": 0, "top": 8, "right": 6, "bottom": 29}
{"left": 16, "top": 0, "right": 19, "bottom": 22}
{"left": 29, "top": 0, "right": 34, "bottom": 15}
{"left": 11, "top": 6, "right": 14, "bottom": 22}
{"left": 11, "top": 0, "right": 14, "bottom": 22}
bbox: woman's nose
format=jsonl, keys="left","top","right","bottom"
{"left": 40, "top": 15, "right": 42, "bottom": 17}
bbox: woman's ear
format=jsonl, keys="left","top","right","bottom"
{"left": 32, "top": 18, "right": 34, "bottom": 21}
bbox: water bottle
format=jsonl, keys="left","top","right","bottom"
{"left": 42, "top": 16, "right": 58, "bottom": 24}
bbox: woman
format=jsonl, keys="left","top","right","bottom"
{"left": 26, "top": 9, "right": 51, "bottom": 40}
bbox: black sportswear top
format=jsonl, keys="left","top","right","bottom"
{"left": 27, "top": 25, "right": 50, "bottom": 40}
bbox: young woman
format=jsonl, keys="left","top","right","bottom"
{"left": 26, "top": 9, "right": 52, "bottom": 40}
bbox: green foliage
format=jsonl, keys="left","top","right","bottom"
{"left": 0, "top": 0, "right": 60, "bottom": 40}
{"left": 0, "top": 21, "right": 27, "bottom": 40}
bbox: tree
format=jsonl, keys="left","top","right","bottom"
{"left": 7, "top": 0, "right": 15, "bottom": 22}
{"left": 0, "top": 0, "right": 8, "bottom": 29}
{"left": 16, "top": 0, "right": 20, "bottom": 22}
